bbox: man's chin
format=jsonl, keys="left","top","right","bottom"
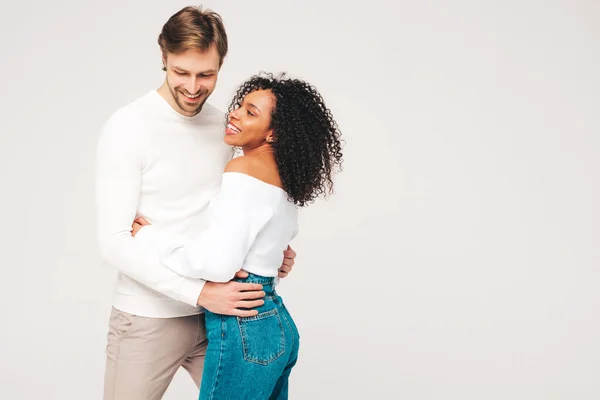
{"left": 178, "top": 98, "right": 206, "bottom": 114}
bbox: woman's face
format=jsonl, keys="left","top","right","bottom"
{"left": 225, "top": 89, "right": 275, "bottom": 148}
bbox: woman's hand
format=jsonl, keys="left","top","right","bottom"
{"left": 131, "top": 216, "right": 151, "bottom": 237}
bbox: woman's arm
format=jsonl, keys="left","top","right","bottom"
{"left": 135, "top": 161, "right": 275, "bottom": 282}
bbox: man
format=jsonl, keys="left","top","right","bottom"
{"left": 95, "top": 6, "right": 296, "bottom": 399}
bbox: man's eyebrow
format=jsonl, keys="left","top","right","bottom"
{"left": 171, "top": 67, "right": 217, "bottom": 74}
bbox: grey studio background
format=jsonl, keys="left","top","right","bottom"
{"left": 0, "top": 0, "right": 599, "bottom": 399}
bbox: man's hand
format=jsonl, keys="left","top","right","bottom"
{"left": 198, "top": 275, "right": 265, "bottom": 317}
{"left": 131, "top": 216, "right": 151, "bottom": 237}
{"left": 278, "top": 245, "right": 296, "bottom": 278}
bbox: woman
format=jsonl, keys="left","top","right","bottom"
{"left": 132, "top": 73, "right": 343, "bottom": 399}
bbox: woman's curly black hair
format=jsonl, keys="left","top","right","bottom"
{"left": 228, "top": 73, "right": 344, "bottom": 207}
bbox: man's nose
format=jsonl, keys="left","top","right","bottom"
{"left": 186, "top": 77, "right": 200, "bottom": 94}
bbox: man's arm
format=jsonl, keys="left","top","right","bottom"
{"left": 95, "top": 113, "right": 207, "bottom": 305}
{"left": 95, "top": 114, "right": 264, "bottom": 315}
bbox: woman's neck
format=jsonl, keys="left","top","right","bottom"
{"left": 243, "top": 143, "right": 275, "bottom": 159}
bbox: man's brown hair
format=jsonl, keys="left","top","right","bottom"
{"left": 158, "top": 6, "right": 228, "bottom": 69}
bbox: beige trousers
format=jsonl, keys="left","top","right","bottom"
{"left": 103, "top": 307, "right": 207, "bottom": 400}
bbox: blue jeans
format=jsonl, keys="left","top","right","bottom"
{"left": 200, "top": 274, "right": 300, "bottom": 400}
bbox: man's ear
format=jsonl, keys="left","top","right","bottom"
{"left": 161, "top": 53, "right": 167, "bottom": 71}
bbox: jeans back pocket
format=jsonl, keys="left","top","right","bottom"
{"left": 237, "top": 308, "right": 285, "bottom": 365}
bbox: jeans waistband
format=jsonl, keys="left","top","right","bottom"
{"left": 233, "top": 273, "right": 276, "bottom": 295}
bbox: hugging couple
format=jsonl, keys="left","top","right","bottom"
{"left": 97, "top": 5, "right": 343, "bottom": 400}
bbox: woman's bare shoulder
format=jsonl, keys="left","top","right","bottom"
{"left": 224, "top": 156, "right": 282, "bottom": 188}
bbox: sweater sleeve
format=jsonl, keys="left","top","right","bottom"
{"left": 95, "top": 111, "right": 206, "bottom": 306}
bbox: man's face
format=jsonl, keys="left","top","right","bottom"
{"left": 163, "top": 46, "right": 220, "bottom": 116}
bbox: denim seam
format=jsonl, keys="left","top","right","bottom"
{"left": 281, "top": 307, "right": 295, "bottom": 349}
{"left": 208, "top": 317, "right": 226, "bottom": 400}
{"left": 240, "top": 308, "right": 277, "bottom": 322}
{"left": 234, "top": 279, "right": 275, "bottom": 285}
